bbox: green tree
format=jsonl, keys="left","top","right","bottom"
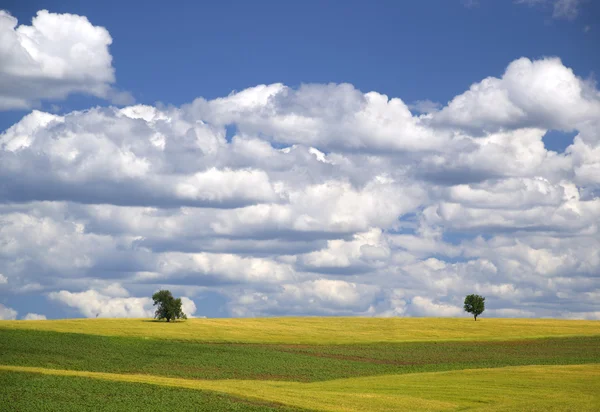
{"left": 152, "top": 290, "right": 187, "bottom": 322}
{"left": 464, "top": 294, "right": 485, "bottom": 321}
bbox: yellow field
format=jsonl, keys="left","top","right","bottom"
{"left": 3, "top": 317, "right": 599, "bottom": 410}
{"left": 2, "top": 363, "right": 599, "bottom": 411}
{"left": 2, "top": 317, "right": 599, "bottom": 344}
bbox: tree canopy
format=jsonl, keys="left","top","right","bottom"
{"left": 464, "top": 294, "right": 485, "bottom": 321}
{"left": 152, "top": 290, "right": 187, "bottom": 322}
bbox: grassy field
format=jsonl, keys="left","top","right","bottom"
{"left": 1, "top": 329, "right": 599, "bottom": 381}
{"left": 2, "top": 317, "right": 600, "bottom": 343}
{"left": 1, "top": 364, "right": 599, "bottom": 411}
{"left": 0, "top": 370, "right": 305, "bottom": 411}
{"left": 1, "top": 317, "right": 599, "bottom": 411}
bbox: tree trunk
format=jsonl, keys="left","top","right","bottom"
{"left": 474, "top": 314, "right": 477, "bottom": 321}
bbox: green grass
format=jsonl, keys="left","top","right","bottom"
{"left": 2, "top": 364, "right": 599, "bottom": 411}
{"left": 1, "top": 329, "right": 599, "bottom": 381}
{"left": 2, "top": 317, "right": 600, "bottom": 343}
{"left": 1, "top": 317, "right": 599, "bottom": 411}
{"left": 0, "top": 370, "right": 306, "bottom": 411}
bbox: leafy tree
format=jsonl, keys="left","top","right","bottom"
{"left": 152, "top": 290, "right": 187, "bottom": 322}
{"left": 464, "top": 294, "right": 485, "bottom": 321}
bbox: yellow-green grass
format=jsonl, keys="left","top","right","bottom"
{"left": 2, "top": 317, "right": 600, "bottom": 344}
{"left": 2, "top": 364, "right": 599, "bottom": 411}
{"left": 2, "top": 318, "right": 599, "bottom": 410}
{"left": 0, "top": 370, "right": 305, "bottom": 412}
{"left": 2, "top": 329, "right": 599, "bottom": 382}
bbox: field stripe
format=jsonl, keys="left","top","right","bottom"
{"left": 2, "top": 317, "right": 600, "bottom": 344}
{"left": 2, "top": 364, "right": 600, "bottom": 411}
{"left": 0, "top": 365, "right": 458, "bottom": 411}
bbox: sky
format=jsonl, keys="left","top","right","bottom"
{"left": 0, "top": 0, "right": 599, "bottom": 320}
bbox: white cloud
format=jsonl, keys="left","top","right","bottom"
{"left": 175, "top": 168, "right": 279, "bottom": 205}
{"left": 0, "top": 273, "right": 6, "bottom": 284}
{"left": 552, "top": 0, "right": 583, "bottom": 20}
{"left": 568, "top": 136, "right": 600, "bottom": 186}
{"left": 433, "top": 57, "right": 600, "bottom": 132}
{"left": 0, "top": 109, "right": 278, "bottom": 208}
{"left": 0, "top": 10, "right": 125, "bottom": 110}
{"left": 409, "top": 296, "right": 464, "bottom": 317}
{"left": 445, "top": 178, "right": 571, "bottom": 209}
{"left": 188, "top": 83, "right": 447, "bottom": 152}
{"left": 180, "top": 297, "right": 197, "bottom": 318}
{"left": 0, "top": 55, "right": 599, "bottom": 319}
{"left": 98, "top": 283, "right": 130, "bottom": 298}
{"left": 515, "top": 0, "right": 584, "bottom": 20}
{"left": 0, "top": 303, "right": 17, "bottom": 320}
{"left": 210, "top": 179, "right": 425, "bottom": 238}
{"left": 561, "top": 311, "right": 600, "bottom": 320}
{"left": 23, "top": 313, "right": 46, "bottom": 320}
{"left": 228, "top": 279, "right": 379, "bottom": 317}
{"left": 157, "top": 252, "right": 296, "bottom": 284}
{"left": 299, "top": 229, "right": 390, "bottom": 273}
{"left": 49, "top": 289, "right": 153, "bottom": 318}
{"left": 281, "top": 279, "right": 374, "bottom": 309}
{"left": 48, "top": 286, "right": 197, "bottom": 318}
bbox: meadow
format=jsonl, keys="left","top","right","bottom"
{"left": 0, "top": 318, "right": 599, "bottom": 411}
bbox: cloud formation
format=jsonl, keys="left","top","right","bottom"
{"left": 0, "top": 303, "right": 17, "bottom": 320}
{"left": 23, "top": 313, "right": 47, "bottom": 320}
{"left": 0, "top": 10, "right": 129, "bottom": 110}
{"left": 515, "top": 0, "right": 586, "bottom": 20}
{"left": 433, "top": 57, "right": 600, "bottom": 132}
{"left": 49, "top": 285, "right": 197, "bottom": 318}
{"left": 1, "top": 52, "right": 599, "bottom": 319}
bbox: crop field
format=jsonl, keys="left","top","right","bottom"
{"left": 1, "top": 318, "right": 599, "bottom": 411}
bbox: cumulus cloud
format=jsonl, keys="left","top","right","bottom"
{"left": 0, "top": 303, "right": 17, "bottom": 320}
{"left": 227, "top": 279, "right": 379, "bottom": 317}
{"left": 1, "top": 54, "right": 599, "bottom": 319}
{"left": 299, "top": 229, "right": 390, "bottom": 274}
{"left": 49, "top": 289, "right": 153, "bottom": 318}
{"left": 187, "top": 83, "right": 446, "bottom": 152}
{"left": 48, "top": 286, "right": 197, "bottom": 318}
{"left": 433, "top": 57, "right": 600, "bottom": 132}
{"left": 23, "top": 313, "right": 47, "bottom": 320}
{"left": 409, "top": 296, "right": 464, "bottom": 317}
{"left": 156, "top": 252, "right": 296, "bottom": 284}
{"left": 0, "top": 109, "right": 279, "bottom": 207}
{"left": 0, "top": 10, "right": 128, "bottom": 110}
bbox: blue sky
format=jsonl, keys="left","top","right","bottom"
{"left": 3, "top": 0, "right": 598, "bottom": 125}
{"left": 0, "top": 1, "right": 599, "bottom": 320}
